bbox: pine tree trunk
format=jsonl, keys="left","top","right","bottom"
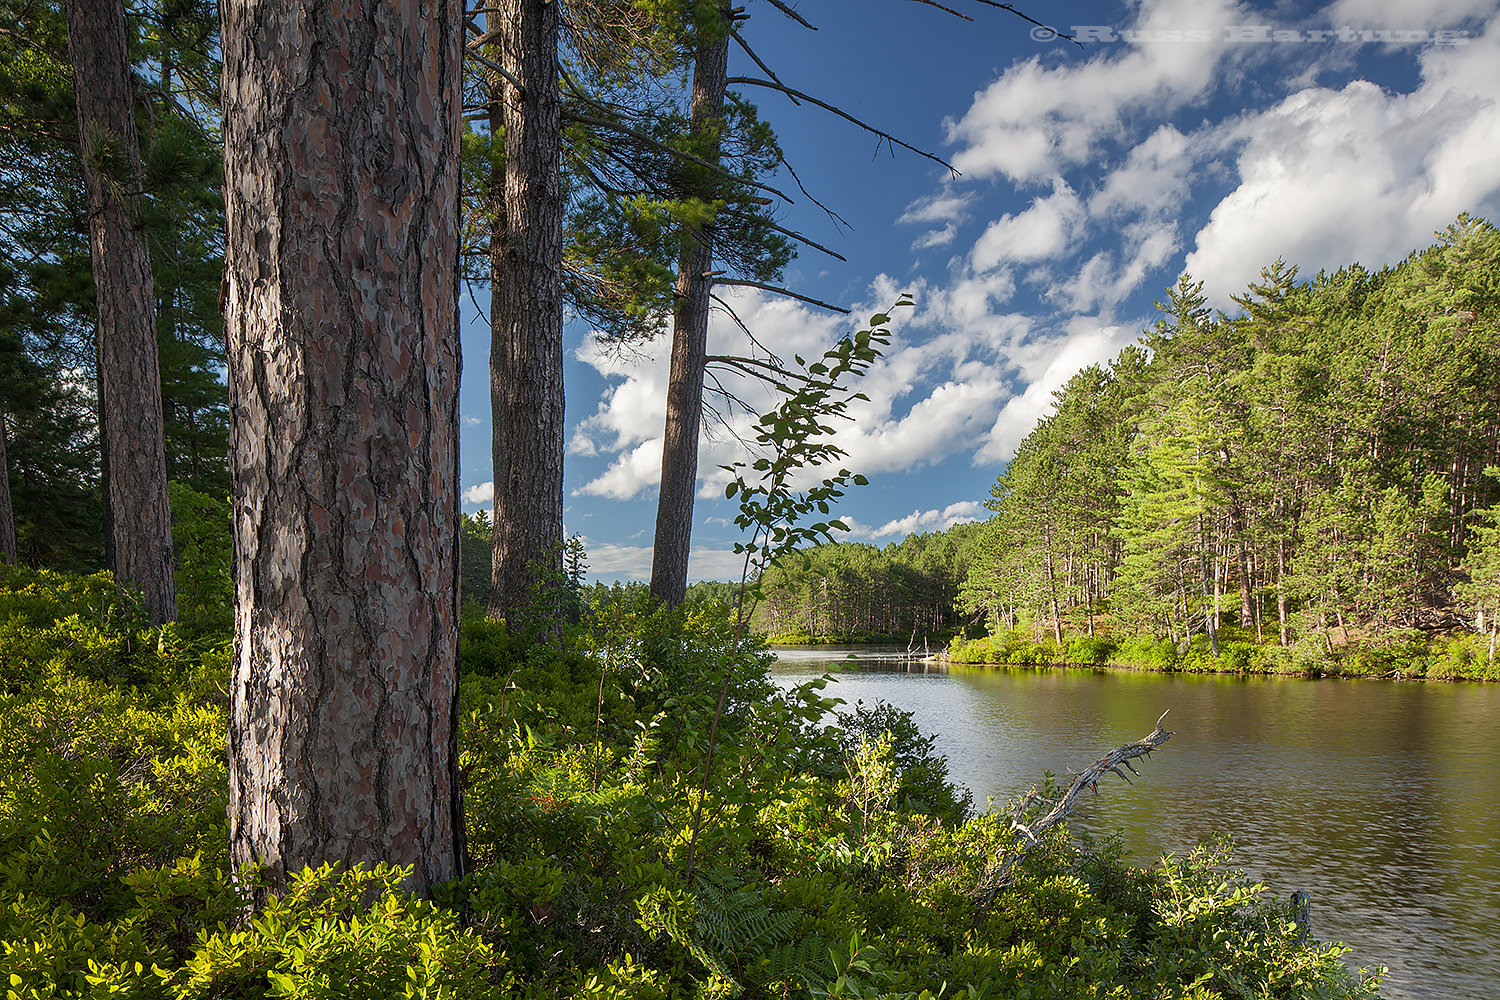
{"left": 489, "top": 0, "right": 565, "bottom": 624}
{"left": 1277, "top": 537, "right": 1289, "bottom": 646}
{"left": 65, "top": 0, "right": 176, "bottom": 623}
{"left": 0, "top": 410, "right": 14, "bottom": 564}
{"left": 481, "top": 34, "right": 506, "bottom": 617}
{"left": 221, "top": 0, "right": 466, "bottom": 895}
{"left": 1231, "top": 503, "right": 1253, "bottom": 625}
{"left": 1198, "top": 517, "right": 1219, "bottom": 659}
{"left": 1044, "top": 524, "right": 1063, "bottom": 644}
{"left": 650, "top": 12, "right": 729, "bottom": 607}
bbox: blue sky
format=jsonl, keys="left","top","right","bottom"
{"left": 456, "top": 0, "right": 1500, "bottom": 583}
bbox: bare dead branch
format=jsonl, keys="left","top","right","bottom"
{"left": 709, "top": 291, "right": 757, "bottom": 342}
{"left": 761, "top": 0, "right": 817, "bottom": 30}
{"left": 464, "top": 48, "right": 526, "bottom": 98}
{"left": 730, "top": 30, "right": 799, "bottom": 106}
{"left": 701, "top": 373, "right": 758, "bottom": 433}
{"left": 464, "top": 18, "right": 500, "bottom": 49}
{"left": 973, "top": 711, "right": 1175, "bottom": 920}
{"left": 728, "top": 77, "right": 956, "bottom": 174}
{"left": 706, "top": 354, "right": 800, "bottom": 388}
{"left": 778, "top": 154, "right": 850, "bottom": 232}
{"left": 906, "top": 0, "right": 972, "bottom": 20}
{"left": 963, "top": 0, "right": 1084, "bottom": 47}
{"left": 764, "top": 220, "right": 847, "bottom": 260}
{"left": 708, "top": 292, "right": 786, "bottom": 362}
{"left": 712, "top": 279, "right": 850, "bottom": 313}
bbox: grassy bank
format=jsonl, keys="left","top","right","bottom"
{"left": 945, "top": 629, "right": 1500, "bottom": 681}
{"left": 0, "top": 567, "right": 1383, "bottom": 998}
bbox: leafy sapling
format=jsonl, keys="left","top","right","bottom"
{"left": 682, "top": 299, "right": 908, "bottom": 879}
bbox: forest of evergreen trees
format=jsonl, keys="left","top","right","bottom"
{"left": 749, "top": 525, "right": 984, "bottom": 641}
{"left": 751, "top": 218, "right": 1500, "bottom": 657}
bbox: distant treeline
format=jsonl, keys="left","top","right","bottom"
{"left": 462, "top": 217, "right": 1500, "bottom": 657}
{"left": 456, "top": 511, "right": 985, "bottom": 643}
{"left": 747, "top": 525, "right": 985, "bottom": 641}
{"left": 961, "top": 215, "right": 1500, "bottom": 650}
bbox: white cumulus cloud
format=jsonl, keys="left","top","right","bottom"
{"left": 860, "top": 501, "right": 986, "bottom": 539}
{"left": 578, "top": 541, "right": 749, "bottom": 583}
{"left": 1186, "top": 21, "right": 1500, "bottom": 301}
{"left": 970, "top": 181, "right": 1086, "bottom": 272}
{"left": 945, "top": 0, "right": 1243, "bottom": 184}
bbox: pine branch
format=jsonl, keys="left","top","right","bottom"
{"left": 963, "top": 0, "right": 1084, "bottom": 47}
{"left": 761, "top": 0, "right": 816, "bottom": 30}
{"left": 727, "top": 77, "right": 956, "bottom": 174}
{"left": 763, "top": 220, "right": 846, "bottom": 261}
{"left": 562, "top": 111, "right": 799, "bottom": 204}
{"left": 712, "top": 279, "right": 850, "bottom": 313}
{"left": 905, "top": 0, "right": 972, "bottom": 20}
{"left": 729, "top": 29, "right": 799, "bottom": 106}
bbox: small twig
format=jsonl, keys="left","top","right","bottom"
{"left": 778, "top": 154, "right": 850, "bottom": 232}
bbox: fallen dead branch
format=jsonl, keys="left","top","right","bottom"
{"left": 974, "top": 710, "right": 1174, "bottom": 920}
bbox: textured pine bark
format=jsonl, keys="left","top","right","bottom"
{"left": 64, "top": 0, "right": 176, "bottom": 623}
{"left": 488, "top": 0, "right": 565, "bottom": 624}
{"left": 0, "top": 411, "right": 14, "bottom": 564}
{"left": 221, "top": 0, "right": 466, "bottom": 894}
{"left": 650, "top": 17, "right": 729, "bottom": 607}
{"left": 480, "top": 37, "right": 506, "bottom": 616}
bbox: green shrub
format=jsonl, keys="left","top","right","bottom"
{"left": 0, "top": 571, "right": 1382, "bottom": 1000}
{"left": 169, "top": 863, "right": 506, "bottom": 999}
{"left": 835, "top": 700, "right": 972, "bottom": 825}
{"left": 0, "top": 673, "right": 229, "bottom": 920}
{"left": 1064, "top": 634, "right": 1118, "bottom": 666}
{"left": 168, "top": 482, "right": 233, "bottom": 640}
{"left": 1220, "top": 640, "right": 1261, "bottom": 672}
{"left": 1117, "top": 635, "right": 1178, "bottom": 670}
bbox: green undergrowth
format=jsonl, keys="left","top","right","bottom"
{"left": 0, "top": 569, "right": 1382, "bottom": 998}
{"left": 946, "top": 628, "right": 1500, "bottom": 681}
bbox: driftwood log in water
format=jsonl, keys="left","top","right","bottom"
{"left": 974, "top": 710, "right": 1174, "bottom": 919}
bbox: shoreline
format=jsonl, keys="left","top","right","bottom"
{"left": 767, "top": 635, "right": 1500, "bottom": 683}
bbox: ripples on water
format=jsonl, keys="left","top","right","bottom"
{"left": 771, "top": 649, "right": 1500, "bottom": 1000}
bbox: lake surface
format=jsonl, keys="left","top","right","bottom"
{"left": 771, "top": 647, "right": 1500, "bottom": 1000}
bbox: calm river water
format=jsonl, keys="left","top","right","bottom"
{"left": 770, "top": 648, "right": 1500, "bottom": 1000}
